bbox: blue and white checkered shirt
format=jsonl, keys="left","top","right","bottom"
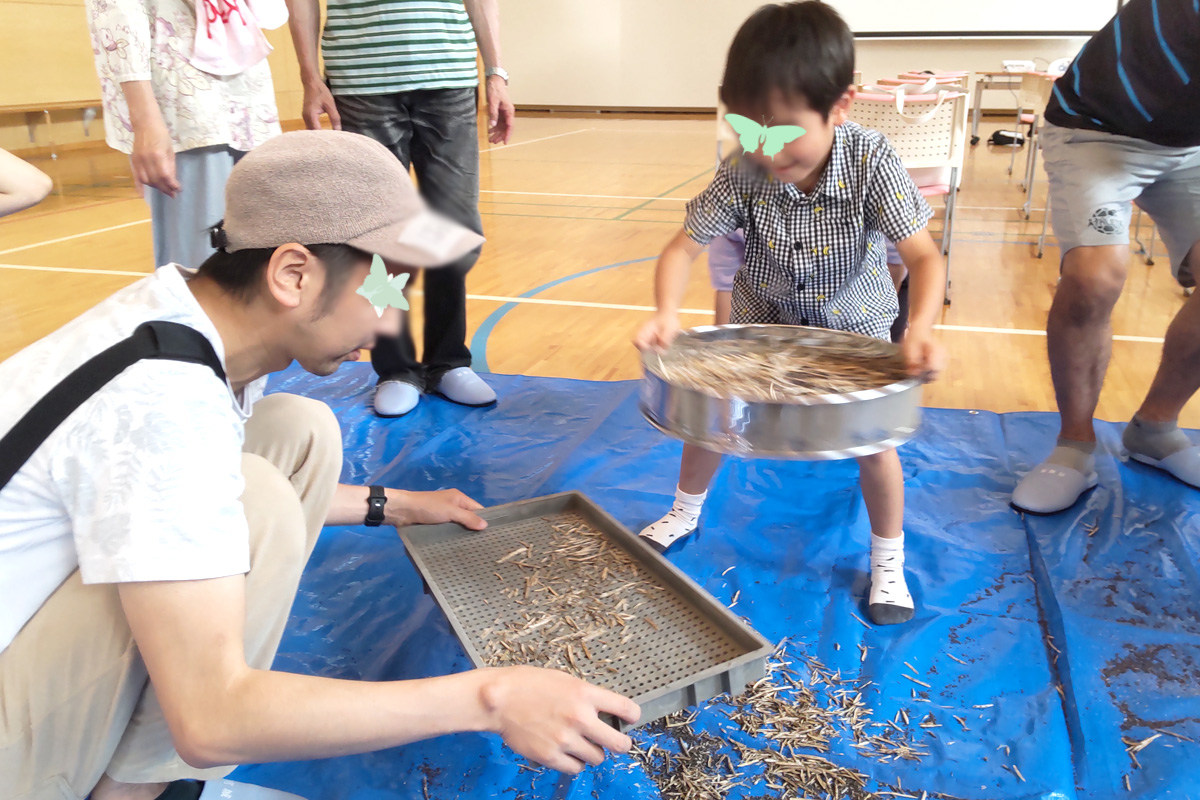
{"left": 684, "top": 121, "right": 933, "bottom": 341}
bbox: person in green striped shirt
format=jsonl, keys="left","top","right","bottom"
{"left": 286, "top": 0, "right": 515, "bottom": 417}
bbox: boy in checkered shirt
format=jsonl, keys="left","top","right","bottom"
{"left": 633, "top": 1, "right": 946, "bottom": 625}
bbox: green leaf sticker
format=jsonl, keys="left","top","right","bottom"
{"left": 356, "top": 254, "right": 410, "bottom": 317}
{"left": 724, "top": 114, "right": 806, "bottom": 159}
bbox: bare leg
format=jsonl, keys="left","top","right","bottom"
{"left": 857, "top": 448, "right": 913, "bottom": 624}
{"left": 1013, "top": 245, "right": 1128, "bottom": 512}
{"left": 1136, "top": 243, "right": 1200, "bottom": 423}
{"left": 641, "top": 288, "right": 734, "bottom": 550}
{"left": 678, "top": 443, "right": 723, "bottom": 495}
{"left": 91, "top": 774, "right": 167, "bottom": 800}
{"left": 1047, "top": 245, "right": 1130, "bottom": 442}
{"left": 640, "top": 444, "right": 720, "bottom": 551}
{"left": 1119, "top": 244, "right": 1200, "bottom": 487}
{"left": 856, "top": 449, "right": 904, "bottom": 538}
{"left": 677, "top": 290, "right": 732, "bottom": 495}
{"left": 714, "top": 290, "right": 732, "bottom": 326}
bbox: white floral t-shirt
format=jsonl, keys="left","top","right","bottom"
{"left": 86, "top": 0, "right": 282, "bottom": 155}
{"left": 0, "top": 266, "right": 267, "bottom": 654}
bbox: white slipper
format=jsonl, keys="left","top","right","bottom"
{"left": 1012, "top": 462, "right": 1099, "bottom": 515}
{"left": 434, "top": 367, "right": 497, "bottom": 408}
{"left": 1129, "top": 446, "right": 1200, "bottom": 488}
{"left": 374, "top": 379, "right": 421, "bottom": 418}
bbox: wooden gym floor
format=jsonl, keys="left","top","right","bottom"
{"left": 1, "top": 112, "right": 1196, "bottom": 427}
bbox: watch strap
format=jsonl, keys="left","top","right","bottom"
{"left": 365, "top": 484, "right": 387, "bottom": 527}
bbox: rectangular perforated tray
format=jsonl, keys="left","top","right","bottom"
{"left": 398, "top": 491, "right": 772, "bottom": 730}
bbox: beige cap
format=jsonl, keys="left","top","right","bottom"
{"left": 221, "top": 130, "right": 485, "bottom": 267}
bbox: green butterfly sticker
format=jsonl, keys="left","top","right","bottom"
{"left": 724, "top": 114, "right": 806, "bottom": 159}
{"left": 357, "top": 254, "right": 410, "bottom": 317}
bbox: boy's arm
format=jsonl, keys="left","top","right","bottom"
{"left": 861, "top": 136, "right": 945, "bottom": 379}
{"left": 655, "top": 228, "right": 707, "bottom": 315}
{"left": 633, "top": 228, "right": 706, "bottom": 352}
{"left": 893, "top": 230, "right": 947, "bottom": 381}
{"left": 635, "top": 160, "right": 744, "bottom": 351}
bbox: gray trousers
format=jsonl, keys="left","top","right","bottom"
{"left": 147, "top": 145, "right": 243, "bottom": 269}
{"left": 334, "top": 87, "right": 484, "bottom": 389}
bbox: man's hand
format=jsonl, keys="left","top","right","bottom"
{"left": 386, "top": 488, "right": 487, "bottom": 530}
{"left": 302, "top": 80, "right": 342, "bottom": 131}
{"left": 900, "top": 326, "right": 945, "bottom": 382}
{"left": 131, "top": 114, "right": 180, "bottom": 198}
{"left": 633, "top": 312, "right": 682, "bottom": 353}
{"left": 485, "top": 74, "right": 515, "bottom": 145}
{"left": 479, "top": 666, "right": 640, "bottom": 773}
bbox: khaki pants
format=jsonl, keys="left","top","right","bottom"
{"left": 0, "top": 394, "right": 342, "bottom": 799}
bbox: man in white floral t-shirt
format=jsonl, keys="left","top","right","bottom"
{"left": 0, "top": 131, "right": 638, "bottom": 800}
{"left": 86, "top": 0, "right": 284, "bottom": 269}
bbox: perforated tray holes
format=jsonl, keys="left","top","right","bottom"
{"left": 414, "top": 511, "right": 747, "bottom": 701}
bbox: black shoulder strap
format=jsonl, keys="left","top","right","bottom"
{"left": 0, "top": 321, "right": 227, "bottom": 492}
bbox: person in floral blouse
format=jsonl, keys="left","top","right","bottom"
{"left": 86, "top": 0, "right": 284, "bottom": 269}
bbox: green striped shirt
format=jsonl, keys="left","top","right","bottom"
{"left": 323, "top": 0, "right": 479, "bottom": 96}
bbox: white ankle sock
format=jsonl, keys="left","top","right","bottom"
{"left": 639, "top": 488, "right": 706, "bottom": 551}
{"left": 869, "top": 533, "right": 914, "bottom": 623}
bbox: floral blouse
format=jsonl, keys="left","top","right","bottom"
{"left": 86, "top": 0, "right": 281, "bottom": 155}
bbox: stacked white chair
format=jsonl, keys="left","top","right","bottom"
{"left": 850, "top": 86, "right": 968, "bottom": 303}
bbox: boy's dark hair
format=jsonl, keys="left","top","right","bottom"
{"left": 720, "top": 1, "right": 855, "bottom": 120}
{"left": 196, "top": 239, "right": 371, "bottom": 314}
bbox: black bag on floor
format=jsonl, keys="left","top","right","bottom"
{"left": 989, "top": 130, "right": 1025, "bottom": 146}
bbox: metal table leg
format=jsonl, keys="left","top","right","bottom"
{"left": 943, "top": 167, "right": 959, "bottom": 305}
{"left": 1008, "top": 106, "right": 1024, "bottom": 175}
{"left": 970, "top": 76, "right": 986, "bottom": 145}
{"left": 1133, "top": 207, "right": 1145, "bottom": 254}
{"left": 1023, "top": 121, "right": 1039, "bottom": 220}
{"left": 1037, "top": 206, "right": 1051, "bottom": 258}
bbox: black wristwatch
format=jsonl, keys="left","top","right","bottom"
{"left": 365, "top": 485, "right": 388, "bottom": 527}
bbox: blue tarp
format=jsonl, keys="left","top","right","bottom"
{"left": 231, "top": 363, "right": 1199, "bottom": 800}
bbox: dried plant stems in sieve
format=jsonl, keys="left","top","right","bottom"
{"left": 651, "top": 328, "right": 910, "bottom": 403}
